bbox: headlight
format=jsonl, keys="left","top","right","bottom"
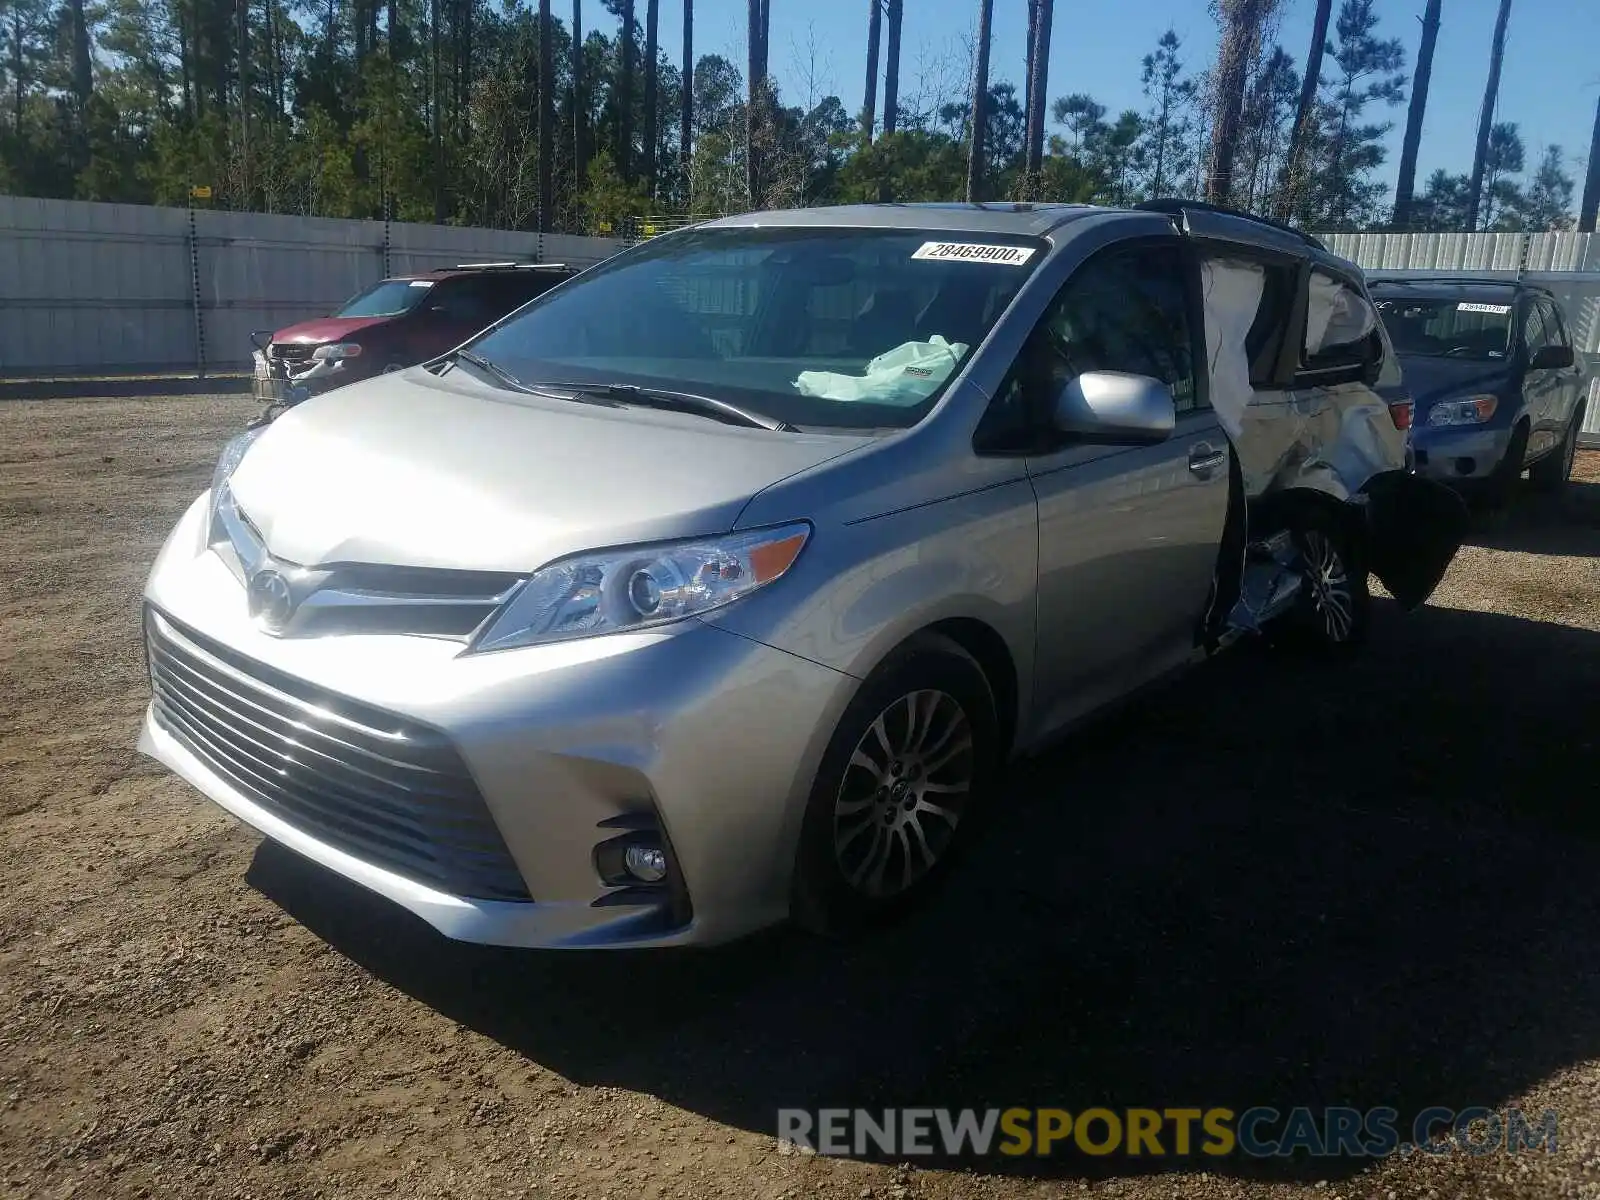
{"left": 1426, "top": 395, "right": 1498, "bottom": 426}
{"left": 470, "top": 522, "right": 811, "bottom": 653}
{"left": 203, "top": 428, "right": 263, "bottom": 550}
{"left": 311, "top": 342, "right": 362, "bottom": 361}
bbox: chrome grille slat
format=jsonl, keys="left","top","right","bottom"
{"left": 148, "top": 627, "right": 460, "bottom": 771}
{"left": 147, "top": 610, "right": 531, "bottom": 902}
{"left": 152, "top": 674, "right": 485, "bottom": 836}
{"left": 149, "top": 640, "right": 475, "bottom": 793}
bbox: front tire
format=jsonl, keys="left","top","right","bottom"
{"left": 792, "top": 634, "right": 999, "bottom": 936}
{"left": 1528, "top": 412, "right": 1581, "bottom": 494}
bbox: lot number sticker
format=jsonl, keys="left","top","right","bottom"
{"left": 912, "top": 242, "right": 1037, "bottom": 266}
{"left": 1457, "top": 302, "right": 1511, "bottom": 314}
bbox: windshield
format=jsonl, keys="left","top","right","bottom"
{"left": 465, "top": 228, "right": 1045, "bottom": 430}
{"left": 336, "top": 279, "right": 432, "bottom": 318}
{"left": 1374, "top": 294, "right": 1513, "bottom": 361}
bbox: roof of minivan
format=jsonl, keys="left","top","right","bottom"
{"left": 701, "top": 203, "right": 1104, "bottom": 238}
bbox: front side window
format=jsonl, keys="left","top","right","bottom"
{"left": 979, "top": 241, "right": 1197, "bottom": 450}
{"left": 465, "top": 228, "right": 1043, "bottom": 431}
{"left": 1536, "top": 298, "right": 1567, "bottom": 350}
{"left": 1374, "top": 293, "right": 1514, "bottom": 360}
{"left": 336, "top": 279, "right": 432, "bottom": 318}
{"left": 1521, "top": 299, "right": 1549, "bottom": 355}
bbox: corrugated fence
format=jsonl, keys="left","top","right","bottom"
{"left": 0, "top": 195, "right": 626, "bottom": 376}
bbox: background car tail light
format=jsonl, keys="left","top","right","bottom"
{"left": 1388, "top": 400, "right": 1414, "bottom": 431}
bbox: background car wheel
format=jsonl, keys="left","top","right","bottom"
{"left": 1273, "top": 514, "right": 1371, "bottom": 659}
{"left": 792, "top": 633, "right": 999, "bottom": 936}
{"left": 380, "top": 361, "right": 405, "bottom": 374}
{"left": 1528, "top": 413, "right": 1581, "bottom": 494}
{"left": 1481, "top": 422, "right": 1530, "bottom": 511}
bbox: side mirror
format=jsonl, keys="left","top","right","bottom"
{"left": 1051, "top": 371, "right": 1177, "bottom": 445}
{"left": 1530, "top": 344, "right": 1574, "bottom": 371}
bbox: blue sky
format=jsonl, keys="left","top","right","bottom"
{"left": 579, "top": 0, "right": 1598, "bottom": 197}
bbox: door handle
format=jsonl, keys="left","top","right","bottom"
{"left": 1188, "top": 446, "right": 1228, "bottom": 475}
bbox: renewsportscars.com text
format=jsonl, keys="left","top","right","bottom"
{"left": 777, "top": 1106, "right": 1559, "bottom": 1159}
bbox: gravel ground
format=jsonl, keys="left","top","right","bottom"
{"left": 3, "top": 395, "right": 1600, "bottom": 1200}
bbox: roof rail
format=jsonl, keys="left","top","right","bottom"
{"left": 450, "top": 261, "right": 571, "bottom": 270}
{"left": 1133, "top": 198, "right": 1327, "bottom": 251}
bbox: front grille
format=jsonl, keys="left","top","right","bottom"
{"left": 269, "top": 343, "right": 315, "bottom": 363}
{"left": 146, "top": 608, "right": 531, "bottom": 902}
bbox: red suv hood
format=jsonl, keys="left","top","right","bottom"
{"left": 271, "top": 314, "right": 391, "bottom": 345}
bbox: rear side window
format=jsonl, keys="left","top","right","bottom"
{"left": 1302, "top": 270, "right": 1382, "bottom": 377}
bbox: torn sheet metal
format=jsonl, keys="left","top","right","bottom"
{"left": 1200, "top": 255, "right": 1407, "bottom": 502}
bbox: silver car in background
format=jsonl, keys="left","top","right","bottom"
{"left": 139, "top": 202, "right": 1464, "bottom": 948}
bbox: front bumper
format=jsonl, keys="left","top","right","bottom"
{"left": 251, "top": 350, "right": 352, "bottom": 406}
{"left": 1409, "top": 422, "right": 1516, "bottom": 483}
{"left": 138, "top": 496, "right": 855, "bottom": 948}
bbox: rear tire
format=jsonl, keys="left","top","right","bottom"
{"left": 1272, "top": 511, "right": 1371, "bottom": 660}
{"left": 791, "top": 634, "right": 999, "bottom": 937}
{"left": 1528, "top": 413, "right": 1581, "bottom": 494}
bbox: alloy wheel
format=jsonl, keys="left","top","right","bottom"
{"left": 833, "top": 689, "right": 974, "bottom": 899}
{"left": 1301, "top": 530, "right": 1354, "bottom": 642}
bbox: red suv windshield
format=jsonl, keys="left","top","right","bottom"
{"left": 336, "top": 279, "right": 433, "bottom": 318}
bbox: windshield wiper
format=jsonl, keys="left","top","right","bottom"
{"left": 448, "top": 348, "right": 540, "bottom": 393}
{"left": 554, "top": 382, "right": 797, "bottom": 432}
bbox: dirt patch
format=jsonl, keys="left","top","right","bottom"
{"left": 4, "top": 399, "right": 1600, "bottom": 1200}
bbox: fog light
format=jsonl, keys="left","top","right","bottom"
{"left": 623, "top": 845, "right": 668, "bottom": 883}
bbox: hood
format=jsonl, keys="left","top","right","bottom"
{"left": 227, "top": 368, "right": 868, "bottom": 574}
{"left": 1394, "top": 354, "right": 1514, "bottom": 409}
{"left": 271, "top": 315, "right": 392, "bottom": 345}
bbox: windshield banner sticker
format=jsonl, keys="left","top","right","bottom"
{"left": 912, "top": 242, "right": 1037, "bottom": 266}
{"left": 1456, "top": 302, "right": 1511, "bottom": 314}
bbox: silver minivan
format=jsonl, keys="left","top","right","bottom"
{"left": 139, "top": 202, "right": 1465, "bottom": 948}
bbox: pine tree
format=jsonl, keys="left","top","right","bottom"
{"left": 1137, "top": 29, "right": 1197, "bottom": 200}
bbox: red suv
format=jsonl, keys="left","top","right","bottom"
{"left": 250, "top": 263, "right": 577, "bottom": 407}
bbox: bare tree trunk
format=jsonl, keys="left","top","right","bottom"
{"left": 1276, "top": 0, "right": 1330, "bottom": 219}
{"left": 431, "top": 0, "right": 445, "bottom": 220}
{"left": 644, "top": 0, "right": 658, "bottom": 198}
{"left": 1580, "top": 95, "right": 1600, "bottom": 233}
{"left": 237, "top": 0, "right": 250, "bottom": 194}
{"left": 882, "top": 0, "right": 902, "bottom": 134}
{"left": 1024, "top": 0, "right": 1053, "bottom": 174}
{"left": 861, "top": 0, "right": 880, "bottom": 139}
{"left": 69, "top": 0, "right": 92, "bottom": 110}
{"left": 459, "top": 0, "right": 472, "bottom": 146}
{"left": 1024, "top": 0, "right": 1037, "bottom": 115}
{"left": 387, "top": 0, "right": 396, "bottom": 51}
{"left": 538, "top": 0, "right": 553, "bottom": 230}
{"left": 619, "top": 0, "right": 634, "bottom": 181}
{"left": 1391, "top": 0, "right": 1440, "bottom": 230}
{"left": 573, "top": 0, "right": 585, "bottom": 191}
{"left": 1206, "top": 0, "right": 1266, "bottom": 206}
{"left": 1465, "top": 0, "right": 1511, "bottom": 231}
{"left": 965, "top": 0, "right": 992, "bottom": 202}
{"left": 746, "top": 0, "right": 763, "bottom": 205}
{"left": 680, "top": 0, "right": 692, "bottom": 195}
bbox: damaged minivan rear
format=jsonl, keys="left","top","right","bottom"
{"left": 138, "top": 200, "right": 1466, "bottom": 949}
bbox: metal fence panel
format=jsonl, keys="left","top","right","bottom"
{"left": 0, "top": 196, "right": 625, "bottom": 376}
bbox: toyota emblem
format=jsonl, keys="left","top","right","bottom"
{"left": 247, "top": 569, "right": 295, "bottom": 631}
